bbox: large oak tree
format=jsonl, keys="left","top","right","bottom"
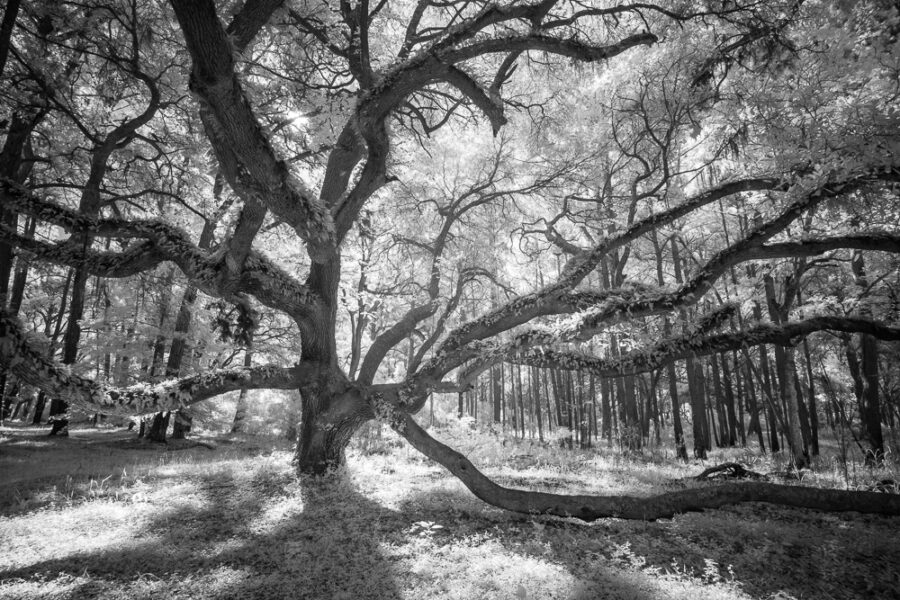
{"left": 2, "top": 0, "right": 900, "bottom": 520}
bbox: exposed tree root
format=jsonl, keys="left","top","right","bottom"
{"left": 390, "top": 412, "right": 900, "bottom": 521}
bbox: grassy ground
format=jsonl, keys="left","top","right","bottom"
{"left": 1, "top": 422, "right": 898, "bottom": 600}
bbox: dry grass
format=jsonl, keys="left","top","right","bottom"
{"left": 1, "top": 421, "right": 898, "bottom": 600}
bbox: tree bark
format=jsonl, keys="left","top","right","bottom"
{"left": 801, "top": 338, "right": 819, "bottom": 455}
{"left": 382, "top": 406, "right": 900, "bottom": 521}
{"left": 764, "top": 274, "right": 809, "bottom": 468}
{"left": 687, "top": 356, "right": 709, "bottom": 459}
{"left": 146, "top": 411, "right": 170, "bottom": 443}
{"left": 851, "top": 252, "right": 884, "bottom": 464}
{"left": 294, "top": 382, "right": 369, "bottom": 474}
{"left": 231, "top": 345, "right": 253, "bottom": 433}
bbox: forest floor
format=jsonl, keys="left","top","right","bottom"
{"left": 1, "top": 421, "right": 899, "bottom": 600}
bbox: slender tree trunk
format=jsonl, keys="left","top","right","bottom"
{"left": 719, "top": 353, "right": 739, "bottom": 445}
{"left": 551, "top": 368, "right": 564, "bottom": 438}
{"left": 31, "top": 392, "right": 47, "bottom": 425}
{"left": 687, "top": 356, "right": 710, "bottom": 459}
{"left": 231, "top": 345, "right": 253, "bottom": 433}
{"left": 516, "top": 364, "right": 526, "bottom": 441}
{"left": 750, "top": 300, "right": 781, "bottom": 453}
{"left": 542, "top": 368, "right": 554, "bottom": 431}
{"left": 651, "top": 229, "right": 687, "bottom": 458}
{"left": 648, "top": 373, "right": 662, "bottom": 445}
{"left": 671, "top": 238, "right": 708, "bottom": 458}
{"left": 711, "top": 353, "right": 731, "bottom": 446}
{"left": 727, "top": 351, "right": 746, "bottom": 445}
{"left": 600, "top": 369, "right": 612, "bottom": 443}
{"left": 783, "top": 348, "right": 810, "bottom": 468}
{"left": 851, "top": 252, "right": 884, "bottom": 464}
{"left": 587, "top": 373, "right": 597, "bottom": 447}
{"left": 531, "top": 366, "right": 544, "bottom": 442}
{"left": 739, "top": 356, "right": 763, "bottom": 449}
{"left": 667, "top": 359, "right": 688, "bottom": 460}
{"left": 764, "top": 275, "right": 808, "bottom": 467}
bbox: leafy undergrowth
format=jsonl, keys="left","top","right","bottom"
{"left": 1, "top": 423, "right": 898, "bottom": 600}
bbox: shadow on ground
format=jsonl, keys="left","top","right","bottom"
{"left": 401, "top": 480, "right": 900, "bottom": 600}
{"left": 2, "top": 468, "right": 405, "bottom": 599}
{"left": 4, "top": 427, "right": 898, "bottom": 600}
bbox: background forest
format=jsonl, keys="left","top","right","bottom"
{"left": 2, "top": 0, "right": 900, "bottom": 597}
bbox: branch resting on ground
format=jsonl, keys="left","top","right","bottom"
{"left": 367, "top": 398, "right": 900, "bottom": 520}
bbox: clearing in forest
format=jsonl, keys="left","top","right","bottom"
{"left": 1, "top": 424, "right": 898, "bottom": 600}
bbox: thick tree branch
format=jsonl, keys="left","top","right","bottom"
{"left": 442, "top": 64, "right": 506, "bottom": 134}
{"left": 356, "top": 302, "right": 437, "bottom": 385}
{"left": 226, "top": 0, "right": 285, "bottom": 51}
{"left": 371, "top": 401, "right": 900, "bottom": 521}
{"left": 328, "top": 21, "right": 657, "bottom": 244}
{"left": 0, "top": 0, "right": 20, "bottom": 80}
{"left": 0, "top": 230, "right": 165, "bottom": 278}
{"left": 0, "top": 309, "right": 313, "bottom": 416}
{"left": 443, "top": 32, "right": 658, "bottom": 64}
{"left": 491, "top": 317, "right": 900, "bottom": 381}
{"left": 450, "top": 228, "right": 900, "bottom": 386}
{"left": 432, "top": 177, "right": 784, "bottom": 359}
{"left": 426, "top": 167, "right": 900, "bottom": 378}
{"left": 170, "top": 0, "right": 336, "bottom": 261}
{"left": 0, "top": 181, "right": 324, "bottom": 323}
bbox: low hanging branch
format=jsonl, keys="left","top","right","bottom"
{"left": 368, "top": 399, "right": 900, "bottom": 521}
{"left": 0, "top": 309, "right": 311, "bottom": 416}
{"left": 459, "top": 315, "right": 900, "bottom": 385}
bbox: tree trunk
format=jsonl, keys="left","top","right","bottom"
{"left": 49, "top": 267, "right": 92, "bottom": 436}
{"left": 541, "top": 368, "right": 554, "bottom": 431}
{"left": 764, "top": 274, "right": 808, "bottom": 467}
{"left": 687, "top": 356, "right": 709, "bottom": 459}
{"left": 783, "top": 347, "right": 810, "bottom": 468}
{"left": 231, "top": 345, "right": 253, "bottom": 433}
{"left": 667, "top": 358, "right": 688, "bottom": 460}
{"left": 295, "top": 384, "right": 369, "bottom": 474}
{"left": 531, "top": 366, "right": 544, "bottom": 442}
{"left": 31, "top": 391, "right": 46, "bottom": 424}
{"left": 600, "top": 368, "right": 612, "bottom": 443}
{"left": 146, "top": 411, "right": 170, "bottom": 443}
{"left": 741, "top": 357, "right": 765, "bottom": 450}
{"left": 801, "top": 339, "right": 819, "bottom": 455}
{"left": 851, "top": 252, "right": 884, "bottom": 464}
{"left": 171, "top": 411, "right": 192, "bottom": 439}
{"left": 710, "top": 353, "right": 731, "bottom": 446}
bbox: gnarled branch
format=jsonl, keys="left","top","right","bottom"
{"left": 170, "top": 0, "right": 336, "bottom": 260}
{"left": 0, "top": 309, "right": 313, "bottom": 416}
{"left": 371, "top": 399, "right": 900, "bottom": 521}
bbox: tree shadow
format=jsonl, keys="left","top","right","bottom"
{"left": 395, "top": 484, "right": 679, "bottom": 600}
{"left": 2, "top": 469, "right": 406, "bottom": 599}
{"left": 0, "top": 427, "right": 296, "bottom": 513}
{"left": 400, "top": 482, "right": 900, "bottom": 600}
